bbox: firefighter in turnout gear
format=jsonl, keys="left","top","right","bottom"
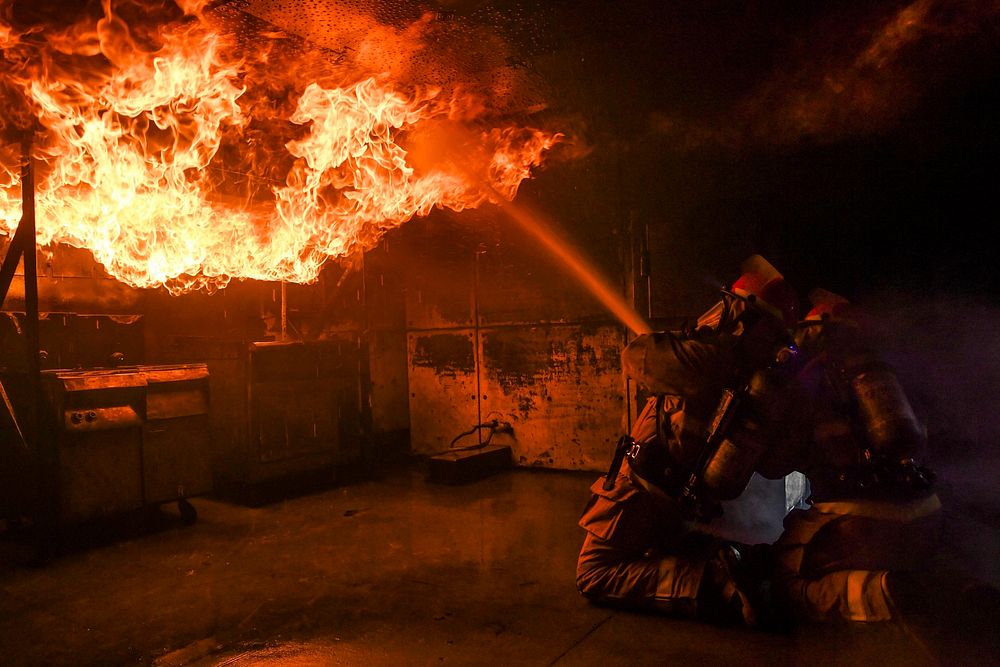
{"left": 746, "top": 288, "right": 1000, "bottom": 666}
{"left": 763, "top": 288, "right": 953, "bottom": 624}
{"left": 576, "top": 255, "right": 799, "bottom": 625}
{"left": 758, "top": 289, "right": 1000, "bottom": 635}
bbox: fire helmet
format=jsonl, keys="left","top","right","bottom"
{"left": 730, "top": 255, "right": 799, "bottom": 328}
{"left": 804, "top": 288, "right": 854, "bottom": 324}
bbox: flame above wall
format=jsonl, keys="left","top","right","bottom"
{"left": 0, "top": 0, "right": 563, "bottom": 294}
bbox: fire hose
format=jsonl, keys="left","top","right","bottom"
{"left": 448, "top": 418, "right": 514, "bottom": 451}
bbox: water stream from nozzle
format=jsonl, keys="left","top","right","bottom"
{"left": 492, "top": 194, "right": 652, "bottom": 336}
{"left": 405, "top": 123, "right": 651, "bottom": 336}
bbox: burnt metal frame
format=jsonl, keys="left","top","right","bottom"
{"left": 0, "top": 134, "right": 41, "bottom": 448}
{"left": 0, "top": 134, "right": 57, "bottom": 553}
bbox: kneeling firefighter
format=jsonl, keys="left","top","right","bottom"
{"left": 575, "top": 255, "right": 800, "bottom": 626}
{"left": 766, "top": 289, "right": 1000, "bottom": 632}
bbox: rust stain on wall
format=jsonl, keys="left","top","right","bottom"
{"left": 411, "top": 333, "right": 476, "bottom": 378}
{"left": 481, "top": 334, "right": 551, "bottom": 394}
{"left": 479, "top": 325, "right": 626, "bottom": 471}
{"left": 482, "top": 325, "right": 617, "bottom": 395}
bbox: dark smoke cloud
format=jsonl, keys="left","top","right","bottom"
{"left": 864, "top": 290, "right": 1000, "bottom": 456}
{"left": 650, "top": 0, "right": 1000, "bottom": 149}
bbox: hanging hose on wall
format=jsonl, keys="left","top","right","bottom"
{"left": 427, "top": 414, "right": 515, "bottom": 484}
{"left": 448, "top": 417, "right": 514, "bottom": 451}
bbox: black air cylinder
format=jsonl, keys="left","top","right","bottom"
{"left": 849, "top": 362, "right": 925, "bottom": 458}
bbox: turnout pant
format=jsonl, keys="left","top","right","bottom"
{"left": 576, "top": 473, "right": 718, "bottom": 616}
{"left": 772, "top": 494, "right": 942, "bottom": 622}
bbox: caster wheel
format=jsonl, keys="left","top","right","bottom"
{"left": 178, "top": 499, "right": 198, "bottom": 525}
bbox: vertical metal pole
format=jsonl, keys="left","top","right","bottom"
{"left": 21, "top": 135, "right": 40, "bottom": 388}
{"left": 280, "top": 281, "right": 287, "bottom": 341}
{"left": 358, "top": 251, "right": 374, "bottom": 468}
{"left": 472, "top": 243, "right": 484, "bottom": 443}
{"left": 624, "top": 211, "right": 651, "bottom": 433}
{"left": 19, "top": 133, "right": 56, "bottom": 559}
{"left": 624, "top": 212, "right": 637, "bottom": 433}
{"left": 642, "top": 221, "right": 652, "bottom": 322}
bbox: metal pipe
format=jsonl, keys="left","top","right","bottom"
{"left": 280, "top": 280, "right": 287, "bottom": 340}
{"left": 0, "top": 135, "right": 43, "bottom": 448}
{"left": 20, "top": 134, "right": 40, "bottom": 384}
{"left": 12, "top": 132, "right": 58, "bottom": 560}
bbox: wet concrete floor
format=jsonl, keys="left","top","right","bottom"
{"left": 0, "top": 465, "right": 995, "bottom": 666}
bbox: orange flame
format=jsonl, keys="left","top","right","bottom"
{"left": 0, "top": 2, "right": 561, "bottom": 293}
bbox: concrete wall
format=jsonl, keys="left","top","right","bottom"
{"left": 377, "top": 159, "right": 643, "bottom": 472}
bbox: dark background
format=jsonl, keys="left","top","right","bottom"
{"left": 477, "top": 0, "right": 1000, "bottom": 302}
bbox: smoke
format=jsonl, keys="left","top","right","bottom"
{"left": 650, "top": 0, "right": 1000, "bottom": 149}
{"left": 862, "top": 290, "right": 1000, "bottom": 457}
{"left": 862, "top": 288, "right": 1000, "bottom": 584}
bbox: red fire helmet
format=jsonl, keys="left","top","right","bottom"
{"left": 731, "top": 254, "right": 799, "bottom": 327}
{"left": 805, "top": 288, "right": 854, "bottom": 323}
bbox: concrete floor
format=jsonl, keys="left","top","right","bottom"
{"left": 0, "top": 464, "right": 996, "bottom": 667}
